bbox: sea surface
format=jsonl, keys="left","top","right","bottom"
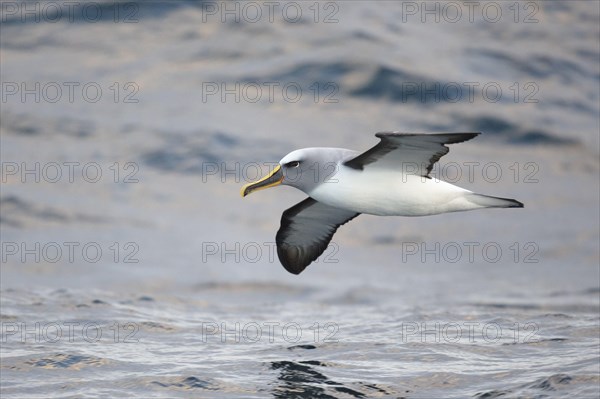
{"left": 1, "top": 1, "right": 599, "bottom": 398}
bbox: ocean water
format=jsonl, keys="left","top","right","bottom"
{"left": 1, "top": 1, "right": 599, "bottom": 398}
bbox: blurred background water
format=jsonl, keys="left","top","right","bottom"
{"left": 1, "top": 1, "right": 599, "bottom": 398}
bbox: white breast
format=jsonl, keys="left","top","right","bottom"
{"left": 308, "top": 165, "right": 476, "bottom": 216}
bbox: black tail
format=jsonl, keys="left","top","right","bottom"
{"left": 468, "top": 194, "right": 524, "bottom": 208}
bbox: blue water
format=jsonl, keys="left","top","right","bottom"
{"left": 1, "top": 1, "right": 599, "bottom": 398}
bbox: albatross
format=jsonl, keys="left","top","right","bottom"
{"left": 241, "top": 132, "right": 523, "bottom": 274}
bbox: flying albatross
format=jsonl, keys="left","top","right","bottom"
{"left": 241, "top": 132, "right": 523, "bottom": 274}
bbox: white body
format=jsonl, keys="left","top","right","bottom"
{"left": 308, "top": 165, "right": 482, "bottom": 216}
{"left": 276, "top": 146, "right": 519, "bottom": 217}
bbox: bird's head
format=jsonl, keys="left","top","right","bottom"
{"left": 240, "top": 148, "right": 351, "bottom": 197}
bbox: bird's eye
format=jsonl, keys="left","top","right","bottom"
{"left": 285, "top": 161, "right": 300, "bottom": 168}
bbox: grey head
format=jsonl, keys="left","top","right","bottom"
{"left": 241, "top": 147, "right": 357, "bottom": 197}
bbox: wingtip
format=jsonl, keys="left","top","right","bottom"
{"left": 375, "top": 132, "right": 481, "bottom": 140}
{"left": 277, "top": 245, "right": 308, "bottom": 275}
{"left": 443, "top": 132, "right": 481, "bottom": 143}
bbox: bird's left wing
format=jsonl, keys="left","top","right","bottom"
{"left": 276, "top": 198, "right": 360, "bottom": 275}
{"left": 344, "top": 132, "right": 480, "bottom": 178}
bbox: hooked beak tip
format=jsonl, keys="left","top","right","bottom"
{"left": 240, "top": 164, "right": 283, "bottom": 198}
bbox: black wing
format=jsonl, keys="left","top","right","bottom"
{"left": 344, "top": 132, "right": 480, "bottom": 178}
{"left": 276, "top": 198, "right": 360, "bottom": 275}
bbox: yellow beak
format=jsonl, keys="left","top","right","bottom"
{"left": 240, "top": 164, "right": 284, "bottom": 197}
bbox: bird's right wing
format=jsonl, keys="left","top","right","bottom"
{"left": 276, "top": 198, "right": 360, "bottom": 275}
{"left": 344, "top": 132, "right": 480, "bottom": 178}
